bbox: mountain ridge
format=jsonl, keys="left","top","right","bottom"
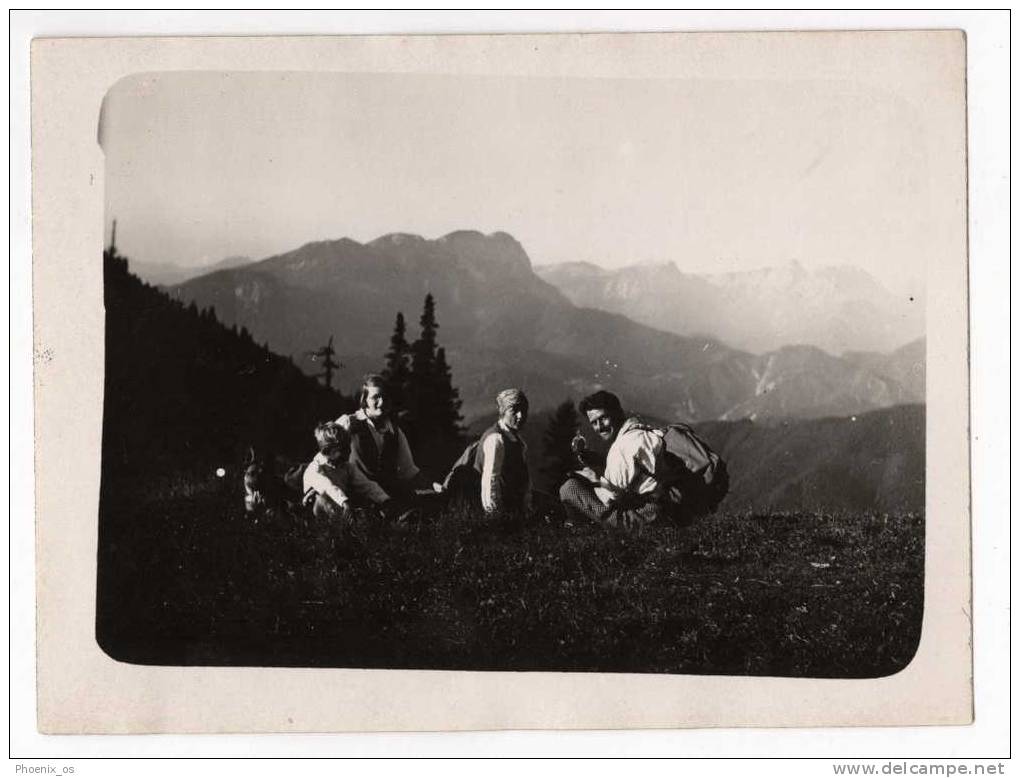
{"left": 536, "top": 259, "right": 923, "bottom": 356}
{"left": 169, "top": 231, "right": 924, "bottom": 423}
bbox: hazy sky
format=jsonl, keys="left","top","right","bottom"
{"left": 101, "top": 71, "right": 929, "bottom": 293}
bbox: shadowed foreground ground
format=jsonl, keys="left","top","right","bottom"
{"left": 97, "top": 473, "right": 923, "bottom": 677}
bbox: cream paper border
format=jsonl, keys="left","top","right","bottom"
{"left": 32, "top": 31, "right": 971, "bottom": 733}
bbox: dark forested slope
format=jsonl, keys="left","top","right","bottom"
{"left": 101, "top": 248, "right": 353, "bottom": 478}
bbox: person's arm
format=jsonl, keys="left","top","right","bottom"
{"left": 303, "top": 462, "right": 352, "bottom": 510}
{"left": 603, "top": 429, "right": 660, "bottom": 497}
{"left": 394, "top": 429, "right": 423, "bottom": 482}
{"left": 603, "top": 437, "right": 634, "bottom": 491}
{"left": 572, "top": 432, "right": 606, "bottom": 474}
{"left": 600, "top": 432, "right": 643, "bottom": 505}
{"left": 345, "top": 422, "right": 376, "bottom": 482}
{"left": 394, "top": 429, "right": 439, "bottom": 490}
{"left": 346, "top": 462, "right": 391, "bottom": 505}
{"left": 480, "top": 433, "right": 504, "bottom": 513}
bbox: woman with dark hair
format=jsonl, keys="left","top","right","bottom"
{"left": 336, "top": 374, "right": 439, "bottom": 505}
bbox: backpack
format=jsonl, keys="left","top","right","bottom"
{"left": 442, "top": 438, "right": 482, "bottom": 490}
{"left": 656, "top": 423, "right": 729, "bottom": 515}
{"left": 437, "top": 438, "right": 483, "bottom": 510}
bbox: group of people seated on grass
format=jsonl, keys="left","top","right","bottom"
{"left": 247, "top": 373, "right": 728, "bottom": 530}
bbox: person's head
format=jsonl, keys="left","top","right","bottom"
{"left": 359, "top": 374, "right": 389, "bottom": 421}
{"left": 579, "top": 390, "right": 625, "bottom": 443}
{"left": 496, "top": 388, "right": 529, "bottom": 432}
{"left": 314, "top": 421, "right": 351, "bottom": 464}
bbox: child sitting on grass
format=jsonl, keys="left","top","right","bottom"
{"left": 303, "top": 421, "right": 390, "bottom": 522}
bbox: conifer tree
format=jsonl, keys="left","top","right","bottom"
{"left": 433, "top": 346, "right": 463, "bottom": 439}
{"left": 401, "top": 293, "right": 466, "bottom": 466}
{"left": 409, "top": 294, "right": 439, "bottom": 439}
{"left": 541, "top": 399, "right": 581, "bottom": 490}
{"left": 411, "top": 294, "right": 438, "bottom": 379}
{"left": 382, "top": 311, "right": 412, "bottom": 414}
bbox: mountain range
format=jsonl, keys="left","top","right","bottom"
{"left": 535, "top": 260, "right": 924, "bottom": 355}
{"left": 105, "top": 248, "right": 923, "bottom": 514}
{"left": 167, "top": 231, "right": 925, "bottom": 424}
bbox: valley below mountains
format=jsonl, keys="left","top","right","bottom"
{"left": 168, "top": 231, "right": 925, "bottom": 424}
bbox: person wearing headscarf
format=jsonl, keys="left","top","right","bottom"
{"left": 473, "top": 388, "right": 532, "bottom": 514}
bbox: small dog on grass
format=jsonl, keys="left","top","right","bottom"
{"left": 242, "top": 446, "right": 301, "bottom": 516}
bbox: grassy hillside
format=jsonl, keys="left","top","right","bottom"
{"left": 97, "top": 479, "right": 922, "bottom": 677}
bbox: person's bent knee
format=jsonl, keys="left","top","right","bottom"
{"left": 558, "top": 477, "right": 579, "bottom": 505}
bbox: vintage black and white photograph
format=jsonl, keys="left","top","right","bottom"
{"left": 94, "top": 62, "right": 931, "bottom": 676}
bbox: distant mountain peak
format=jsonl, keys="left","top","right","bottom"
{"left": 291, "top": 237, "right": 363, "bottom": 254}
{"left": 436, "top": 229, "right": 533, "bottom": 273}
{"left": 438, "top": 229, "right": 522, "bottom": 248}
{"left": 369, "top": 232, "right": 426, "bottom": 247}
{"left": 439, "top": 229, "right": 488, "bottom": 243}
